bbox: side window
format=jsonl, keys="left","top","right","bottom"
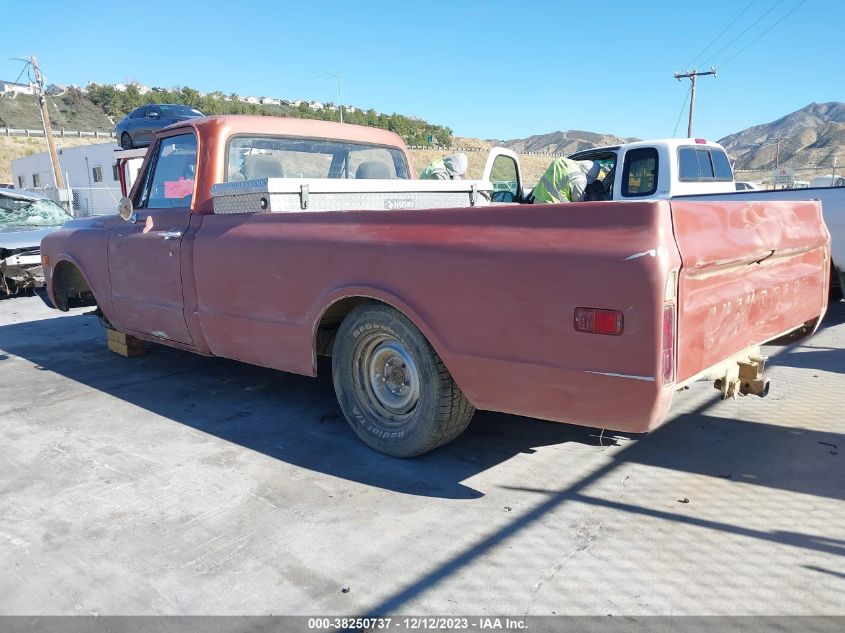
{"left": 92, "top": 166, "right": 103, "bottom": 183}
{"left": 130, "top": 107, "right": 147, "bottom": 120}
{"left": 32, "top": 174, "right": 41, "bottom": 187}
{"left": 136, "top": 133, "right": 198, "bottom": 209}
{"left": 710, "top": 150, "right": 733, "bottom": 181}
{"left": 622, "top": 148, "right": 658, "bottom": 197}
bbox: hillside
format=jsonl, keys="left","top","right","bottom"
{"left": 0, "top": 93, "right": 114, "bottom": 131}
{"left": 500, "top": 129, "right": 639, "bottom": 155}
{"left": 0, "top": 84, "right": 453, "bottom": 148}
{"left": 718, "top": 102, "right": 845, "bottom": 170}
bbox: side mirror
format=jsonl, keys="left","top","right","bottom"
{"left": 148, "top": 110, "right": 160, "bottom": 119}
{"left": 118, "top": 197, "right": 136, "bottom": 223}
{"left": 491, "top": 190, "right": 516, "bottom": 203}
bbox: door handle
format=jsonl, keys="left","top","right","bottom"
{"left": 159, "top": 230, "right": 183, "bottom": 240}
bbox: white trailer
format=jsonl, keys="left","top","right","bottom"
{"left": 11, "top": 142, "right": 122, "bottom": 217}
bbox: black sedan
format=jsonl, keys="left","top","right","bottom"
{"left": 115, "top": 104, "right": 204, "bottom": 149}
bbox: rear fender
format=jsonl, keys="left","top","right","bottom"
{"left": 311, "top": 286, "right": 458, "bottom": 380}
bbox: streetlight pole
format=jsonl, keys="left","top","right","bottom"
{"left": 313, "top": 70, "right": 343, "bottom": 124}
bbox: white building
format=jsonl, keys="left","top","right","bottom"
{"left": 0, "top": 80, "right": 35, "bottom": 96}
{"left": 309, "top": 101, "right": 325, "bottom": 111}
{"left": 260, "top": 97, "right": 281, "bottom": 106}
{"left": 12, "top": 142, "right": 123, "bottom": 217}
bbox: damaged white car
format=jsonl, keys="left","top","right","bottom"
{"left": 0, "top": 189, "right": 72, "bottom": 296}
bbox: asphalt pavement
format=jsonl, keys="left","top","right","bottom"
{"left": 0, "top": 296, "right": 843, "bottom": 616}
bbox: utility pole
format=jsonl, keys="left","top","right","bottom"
{"left": 673, "top": 67, "right": 716, "bottom": 137}
{"left": 31, "top": 55, "right": 65, "bottom": 189}
{"left": 763, "top": 136, "right": 790, "bottom": 168}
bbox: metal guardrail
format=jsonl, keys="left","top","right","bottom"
{"left": 406, "top": 145, "right": 566, "bottom": 157}
{"left": 2, "top": 127, "right": 115, "bottom": 139}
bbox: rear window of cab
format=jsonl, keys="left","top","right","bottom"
{"left": 225, "top": 136, "right": 410, "bottom": 181}
{"left": 678, "top": 146, "right": 733, "bottom": 182}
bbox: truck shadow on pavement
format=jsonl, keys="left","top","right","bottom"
{"left": 0, "top": 310, "right": 610, "bottom": 500}
{"left": 0, "top": 301, "right": 843, "bottom": 503}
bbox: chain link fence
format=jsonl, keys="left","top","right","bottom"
{"left": 35, "top": 185, "right": 121, "bottom": 217}
{"left": 734, "top": 164, "right": 842, "bottom": 188}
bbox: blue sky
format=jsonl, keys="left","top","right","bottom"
{"left": 3, "top": 0, "right": 840, "bottom": 141}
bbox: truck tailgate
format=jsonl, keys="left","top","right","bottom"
{"left": 670, "top": 199, "right": 829, "bottom": 382}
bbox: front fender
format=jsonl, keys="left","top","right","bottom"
{"left": 41, "top": 223, "right": 115, "bottom": 321}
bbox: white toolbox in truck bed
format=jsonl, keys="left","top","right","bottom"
{"left": 210, "top": 178, "right": 493, "bottom": 214}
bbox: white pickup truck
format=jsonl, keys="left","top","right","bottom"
{"left": 517, "top": 137, "right": 844, "bottom": 299}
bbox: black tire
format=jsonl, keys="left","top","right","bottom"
{"left": 332, "top": 302, "right": 475, "bottom": 457}
{"left": 120, "top": 132, "right": 133, "bottom": 150}
{"left": 833, "top": 267, "right": 845, "bottom": 302}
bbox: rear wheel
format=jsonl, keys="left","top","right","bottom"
{"left": 332, "top": 303, "right": 475, "bottom": 457}
{"left": 120, "top": 132, "right": 133, "bottom": 150}
{"left": 834, "top": 266, "right": 845, "bottom": 302}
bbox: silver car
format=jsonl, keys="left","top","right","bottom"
{"left": 0, "top": 189, "right": 72, "bottom": 296}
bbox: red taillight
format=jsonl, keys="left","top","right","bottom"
{"left": 694, "top": 138, "right": 707, "bottom": 144}
{"left": 662, "top": 304, "right": 676, "bottom": 385}
{"left": 574, "top": 308, "right": 623, "bottom": 336}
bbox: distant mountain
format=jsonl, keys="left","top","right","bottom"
{"left": 498, "top": 129, "right": 639, "bottom": 155}
{"left": 718, "top": 102, "right": 845, "bottom": 170}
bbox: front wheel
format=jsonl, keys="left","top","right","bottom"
{"left": 332, "top": 303, "right": 475, "bottom": 457}
{"left": 120, "top": 132, "right": 133, "bottom": 150}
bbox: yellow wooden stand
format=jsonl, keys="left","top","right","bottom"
{"left": 106, "top": 328, "right": 147, "bottom": 357}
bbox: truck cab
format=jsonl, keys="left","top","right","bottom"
{"left": 568, "top": 138, "right": 737, "bottom": 200}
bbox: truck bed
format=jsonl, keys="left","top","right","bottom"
{"left": 187, "top": 197, "right": 828, "bottom": 433}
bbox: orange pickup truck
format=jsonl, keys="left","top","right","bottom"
{"left": 39, "top": 116, "right": 830, "bottom": 456}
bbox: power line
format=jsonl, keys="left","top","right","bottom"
{"left": 7, "top": 57, "right": 32, "bottom": 89}
{"left": 703, "top": 0, "right": 787, "bottom": 67}
{"left": 672, "top": 85, "right": 692, "bottom": 137}
{"left": 684, "top": 0, "right": 756, "bottom": 70}
{"left": 718, "top": 0, "right": 809, "bottom": 68}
